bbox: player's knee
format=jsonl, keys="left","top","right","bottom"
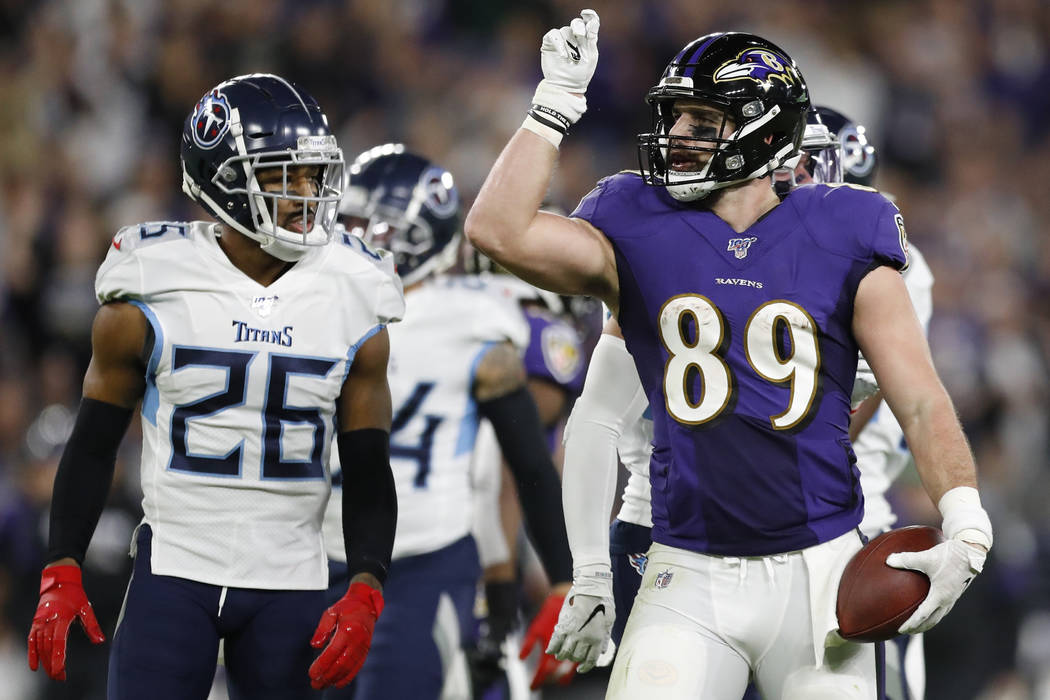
{"left": 781, "top": 666, "right": 874, "bottom": 700}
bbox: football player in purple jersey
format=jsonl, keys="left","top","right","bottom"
{"left": 466, "top": 10, "right": 992, "bottom": 699}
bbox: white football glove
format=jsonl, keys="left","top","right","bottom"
{"left": 524, "top": 9, "right": 600, "bottom": 146}
{"left": 545, "top": 565, "right": 615, "bottom": 673}
{"left": 886, "top": 486, "right": 992, "bottom": 635}
{"left": 886, "top": 538, "right": 985, "bottom": 634}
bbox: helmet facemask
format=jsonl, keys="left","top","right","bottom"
{"left": 340, "top": 188, "right": 460, "bottom": 287}
{"left": 639, "top": 91, "right": 799, "bottom": 202}
{"left": 215, "top": 135, "right": 344, "bottom": 261}
{"left": 773, "top": 122, "right": 843, "bottom": 193}
{"left": 637, "top": 35, "right": 810, "bottom": 202}
{"left": 338, "top": 148, "right": 462, "bottom": 286}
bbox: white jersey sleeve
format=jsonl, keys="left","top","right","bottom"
{"left": 855, "top": 244, "right": 934, "bottom": 537}
{"left": 101, "top": 221, "right": 403, "bottom": 590}
{"left": 97, "top": 222, "right": 201, "bottom": 302}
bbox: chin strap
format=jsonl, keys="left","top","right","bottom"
{"left": 257, "top": 231, "right": 309, "bottom": 262}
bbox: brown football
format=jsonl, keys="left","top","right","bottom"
{"left": 836, "top": 526, "right": 944, "bottom": 642}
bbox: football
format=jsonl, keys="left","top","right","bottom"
{"left": 836, "top": 526, "right": 944, "bottom": 642}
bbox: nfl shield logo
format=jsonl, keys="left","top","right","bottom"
{"left": 727, "top": 237, "right": 758, "bottom": 259}
{"left": 654, "top": 569, "right": 673, "bottom": 589}
{"left": 251, "top": 294, "right": 279, "bottom": 318}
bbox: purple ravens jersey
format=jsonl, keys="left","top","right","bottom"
{"left": 572, "top": 175, "right": 908, "bottom": 556}
{"left": 522, "top": 306, "right": 586, "bottom": 395}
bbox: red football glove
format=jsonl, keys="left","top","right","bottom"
{"left": 519, "top": 592, "right": 579, "bottom": 690}
{"left": 309, "top": 582, "right": 384, "bottom": 690}
{"left": 27, "top": 565, "right": 106, "bottom": 681}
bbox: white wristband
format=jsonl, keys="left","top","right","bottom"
{"left": 572, "top": 564, "right": 614, "bottom": 597}
{"left": 521, "top": 114, "right": 564, "bottom": 148}
{"left": 938, "top": 486, "right": 993, "bottom": 548}
{"left": 532, "top": 79, "right": 587, "bottom": 125}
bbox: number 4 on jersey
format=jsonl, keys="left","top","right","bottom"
{"left": 390, "top": 382, "right": 444, "bottom": 488}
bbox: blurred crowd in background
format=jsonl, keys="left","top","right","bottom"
{"left": 1, "top": 0, "right": 1049, "bottom": 698}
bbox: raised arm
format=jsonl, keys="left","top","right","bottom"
{"left": 853, "top": 265, "right": 992, "bottom": 635}
{"left": 464, "top": 9, "right": 618, "bottom": 307}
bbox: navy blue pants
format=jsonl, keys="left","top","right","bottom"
{"left": 323, "top": 535, "right": 481, "bottom": 700}
{"left": 107, "top": 525, "right": 326, "bottom": 700}
{"left": 609, "top": 519, "right": 653, "bottom": 647}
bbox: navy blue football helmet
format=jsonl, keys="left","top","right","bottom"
{"left": 637, "top": 32, "right": 810, "bottom": 201}
{"left": 809, "top": 106, "right": 878, "bottom": 186}
{"left": 180, "top": 73, "right": 344, "bottom": 261}
{"left": 339, "top": 145, "right": 460, "bottom": 285}
{"left": 773, "top": 108, "right": 843, "bottom": 194}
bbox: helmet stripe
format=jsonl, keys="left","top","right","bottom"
{"left": 681, "top": 33, "right": 724, "bottom": 77}
{"left": 266, "top": 73, "right": 310, "bottom": 114}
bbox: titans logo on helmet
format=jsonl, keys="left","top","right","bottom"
{"left": 713, "top": 49, "right": 799, "bottom": 88}
{"left": 191, "top": 90, "right": 232, "bottom": 150}
{"left": 420, "top": 166, "right": 459, "bottom": 218}
{"left": 840, "top": 124, "right": 876, "bottom": 180}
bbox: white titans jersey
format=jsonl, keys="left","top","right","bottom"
{"left": 325, "top": 275, "right": 529, "bottom": 562}
{"left": 855, "top": 245, "right": 934, "bottom": 536}
{"left": 96, "top": 221, "right": 404, "bottom": 590}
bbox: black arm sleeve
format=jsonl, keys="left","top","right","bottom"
{"left": 477, "top": 387, "right": 573, "bottom": 584}
{"left": 48, "top": 398, "right": 134, "bottom": 564}
{"left": 338, "top": 428, "right": 397, "bottom": 585}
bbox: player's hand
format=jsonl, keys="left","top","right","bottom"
{"left": 529, "top": 9, "right": 600, "bottom": 134}
{"left": 467, "top": 579, "right": 518, "bottom": 694}
{"left": 308, "top": 582, "right": 384, "bottom": 690}
{"left": 466, "top": 630, "right": 507, "bottom": 695}
{"left": 27, "top": 565, "right": 106, "bottom": 681}
{"left": 540, "top": 9, "right": 600, "bottom": 95}
{"left": 886, "top": 538, "right": 987, "bottom": 634}
{"left": 519, "top": 588, "right": 579, "bottom": 689}
{"left": 546, "top": 567, "right": 615, "bottom": 673}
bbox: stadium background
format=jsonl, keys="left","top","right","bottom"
{"left": 1, "top": 1, "right": 1048, "bottom": 698}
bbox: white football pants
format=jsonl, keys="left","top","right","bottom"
{"left": 607, "top": 530, "right": 879, "bottom": 699}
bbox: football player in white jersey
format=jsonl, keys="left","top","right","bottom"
{"left": 26, "top": 74, "right": 404, "bottom": 699}
{"left": 547, "top": 107, "right": 935, "bottom": 700}
{"left": 321, "top": 145, "right": 573, "bottom": 699}
{"left": 809, "top": 106, "right": 935, "bottom": 700}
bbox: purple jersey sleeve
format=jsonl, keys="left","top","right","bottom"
{"left": 787, "top": 184, "right": 908, "bottom": 272}
{"left": 522, "top": 308, "right": 586, "bottom": 394}
{"left": 871, "top": 199, "right": 910, "bottom": 272}
{"left": 571, "top": 172, "right": 659, "bottom": 238}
